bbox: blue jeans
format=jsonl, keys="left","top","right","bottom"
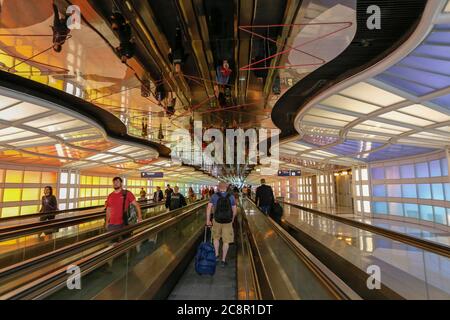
{"left": 260, "top": 205, "right": 271, "bottom": 215}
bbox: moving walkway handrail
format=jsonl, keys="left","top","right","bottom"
{"left": 244, "top": 199, "right": 360, "bottom": 300}
{"left": 282, "top": 201, "right": 450, "bottom": 259}
{"left": 0, "top": 201, "right": 165, "bottom": 242}
{"left": 0, "top": 200, "right": 209, "bottom": 300}
{"left": 0, "top": 198, "right": 155, "bottom": 223}
{"left": 0, "top": 200, "right": 208, "bottom": 285}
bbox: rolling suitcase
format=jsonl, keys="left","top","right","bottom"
{"left": 195, "top": 226, "right": 216, "bottom": 276}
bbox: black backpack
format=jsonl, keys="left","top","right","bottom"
{"left": 214, "top": 193, "right": 233, "bottom": 223}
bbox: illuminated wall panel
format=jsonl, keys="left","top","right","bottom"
{"left": 368, "top": 152, "right": 450, "bottom": 227}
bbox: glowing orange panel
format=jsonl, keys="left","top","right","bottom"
{"left": 0, "top": 169, "right": 4, "bottom": 183}
{"left": 23, "top": 171, "right": 41, "bottom": 184}
{"left": 5, "top": 170, "right": 23, "bottom": 183}
{"left": 41, "top": 172, "right": 57, "bottom": 184}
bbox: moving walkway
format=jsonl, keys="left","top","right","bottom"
{"left": 0, "top": 198, "right": 359, "bottom": 300}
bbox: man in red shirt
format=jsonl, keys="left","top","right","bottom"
{"left": 105, "top": 177, "right": 142, "bottom": 231}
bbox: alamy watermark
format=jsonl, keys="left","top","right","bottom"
{"left": 170, "top": 121, "right": 280, "bottom": 175}
{"left": 66, "top": 264, "right": 81, "bottom": 290}
{"left": 367, "top": 5, "right": 381, "bottom": 30}
{"left": 66, "top": 5, "right": 81, "bottom": 30}
{"left": 366, "top": 265, "right": 381, "bottom": 290}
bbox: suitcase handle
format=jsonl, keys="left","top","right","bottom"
{"left": 204, "top": 225, "right": 212, "bottom": 243}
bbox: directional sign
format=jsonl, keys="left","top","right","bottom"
{"left": 141, "top": 172, "right": 164, "bottom": 178}
{"left": 277, "top": 170, "right": 301, "bottom": 177}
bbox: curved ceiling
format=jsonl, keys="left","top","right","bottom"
{"left": 272, "top": 0, "right": 428, "bottom": 140}
{"left": 289, "top": 1, "right": 450, "bottom": 165}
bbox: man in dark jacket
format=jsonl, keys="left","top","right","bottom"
{"left": 255, "top": 179, "right": 274, "bottom": 214}
{"left": 165, "top": 186, "right": 187, "bottom": 210}
{"left": 153, "top": 186, "right": 164, "bottom": 202}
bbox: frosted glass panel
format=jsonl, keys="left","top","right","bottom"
{"left": 400, "top": 164, "right": 415, "bottom": 179}
{"left": 418, "top": 184, "right": 432, "bottom": 199}
{"left": 373, "top": 185, "right": 386, "bottom": 197}
{"left": 404, "top": 203, "right": 419, "bottom": 219}
{"left": 373, "top": 202, "right": 388, "bottom": 214}
{"left": 420, "top": 205, "right": 434, "bottom": 221}
{"left": 434, "top": 207, "right": 447, "bottom": 225}
{"left": 441, "top": 158, "right": 448, "bottom": 176}
{"left": 429, "top": 160, "right": 442, "bottom": 177}
{"left": 402, "top": 184, "right": 417, "bottom": 198}
{"left": 415, "top": 162, "right": 429, "bottom": 178}
{"left": 385, "top": 166, "right": 400, "bottom": 179}
{"left": 371, "top": 167, "right": 384, "bottom": 180}
{"left": 431, "top": 184, "right": 444, "bottom": 200}
{"left": 387, "top": 184, "right": 402, "bottom": 197}
{"left": 389, "top": 202, "right": 403, "bottom": 216}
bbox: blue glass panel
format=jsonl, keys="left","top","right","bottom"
{"left": 366, "top": 145, "right": 437, "bottom": 162}
{"left": 386, "top": 64, "right": 450, "bottom": 90}
{"left": 432, "top": 183, "right": 445, "bottom": 201}
{"left": 415, "top": 162, "right": 429, "bottom": 178}
{"left": 373, "top": 185, "right": 386, "bottom": 197}
{"left": 371, "top": 167, "right": 385, "bottom": 180}
{"left": 429, "top": 160, "right": 442, "bottom": 177}
{"left": 401, "top": 56, "right": 450, "bottom": 76}
{"left": 420, "top": 205, "right": 434, "bottom": 222}
{"left": 434, "top": 207, "right": 447, "bottom": 225}
{"left": 373, "top": 202, "right": 388, "bottom": 214}
{"left": 415, "top": 44, "right": 450, "bottom": 61}
{"left": 389, "top": 202, "right": 404, "bottom": 216}
{"left": 418, "top": 184, "right": 432, "bottom": 199}
{"left": 404, "top": 203, "right": 419, "bottom": 219}
{"left": 432, "top": 95, "right": 450, "bottom": 112}
{"left": 385, "top": 166, "right": 400, "bottom": 179}
{"left": 374, "top": 74, "right": 433, "bottom": 96}
{"left": 402, "top": 184, "right": 417, "bottom": 198}
{"left": 387, "top": 184, "right": 401, "bottom": 197}
{"left": 427, "top": 30, "right": 450, "bottom": 44}
{"left": 441, "top": 158, "right": 449, "bottom": 176}
{"left": 327, "top": 140, "right": 383, "bottom": 157}
{"left": 444, "top": 183, "right": 450, "bottom": 201}
{"left": 400, "top": 164, "right": 415, "bottom": 179}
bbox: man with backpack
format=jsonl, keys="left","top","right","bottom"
{"left": 165, "top": 186, "right": 187, "bottom": 210}
{"left": 255, "top": 178, "right": 274, "bottom": 215}
{"left": 206, "top": 182, "right": 237, "bottom": 267}
{"left": 105, "top": 177, "right": 142, "bottom": 231}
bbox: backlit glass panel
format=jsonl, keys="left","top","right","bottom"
{"left": 404, "top": 203, "right": 419, "bottom": 219}
{"left": 418, "top": 184, "right": 432, "bottom": 199}
{"left": 400, "top": 164, "right": 415, "bottom": 179}
{"left": 402, "top": 184, "right": 417, "bottom": 198}
{"left": 420, "top": 205, "right": 434, "bottom": 222}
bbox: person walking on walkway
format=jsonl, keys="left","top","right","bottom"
{"left": 165, "top": 186, "right": 187, "bottom": 210}
{"left": 105, "top": 177, "right": 142, "bottom": 232}
{"left": 153, "top": 186, "right": 164, "bottom": 202}
{"left": 255, "top": 179, "right": 274, "bottom": 215}
{"left": 206, "top": 182, "right": 237, "bottom": 267}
